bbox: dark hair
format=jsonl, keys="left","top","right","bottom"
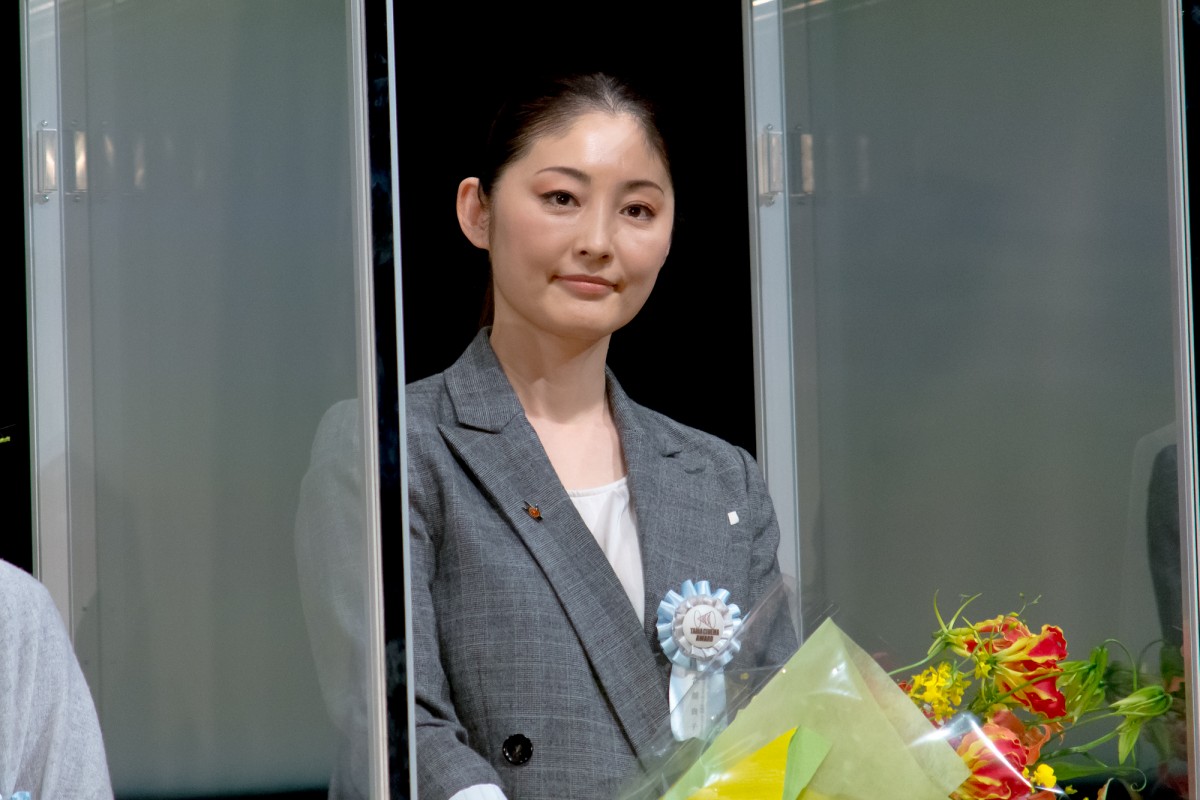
{"left": 478, "top": 72, "right": 672, "bottom": 198}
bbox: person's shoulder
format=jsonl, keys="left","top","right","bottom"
{"left": 0, "top": 557, "right": 36, "bottom": 591}
{"left": 404, "top": 370, "right": 452, "bottom": 429}
{"left": 405, "top": 370, "right": 448, "bottom": 403}
{"left": 0, "top": 560, "right": 71, "bottom": 672}
{"left": 625, "top": 396, "right": 755, "bottom": 467}
{"left": 310, "top": 399, "right": 361, "bottom": 451}
{"left": 0, "top": 559, "right": 57, "bottom": 625}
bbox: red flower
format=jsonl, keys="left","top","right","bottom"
{"left": 961, "top": 616, "right": 1069, "bottom": 719}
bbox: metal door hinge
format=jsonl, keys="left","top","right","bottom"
{"left": 36, "top": 122, "right": 58, "bottom": 203}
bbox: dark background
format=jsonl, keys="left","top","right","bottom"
{"left": 393, "top": 1, "right": 759, "bottom": 455}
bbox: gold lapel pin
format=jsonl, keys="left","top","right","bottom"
{"left": 523, "top": 501, "right": 543, "bottom": 521}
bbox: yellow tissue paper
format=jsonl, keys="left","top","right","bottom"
{"left": 683, "top": 727, "right": 797, "bottom": 800}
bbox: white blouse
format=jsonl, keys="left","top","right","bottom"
{"left": 566, "top": 476, "right": 644, "bottom": 618}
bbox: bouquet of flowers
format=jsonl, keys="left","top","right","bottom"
{"left": 624, "top": 591, "right": 1187, "bottom": 800}
{"left": 622, "top": 610, "right": 972, "bottom": 800}
{"left": 894, "top": 595, "right": 1187, "bottom": 800}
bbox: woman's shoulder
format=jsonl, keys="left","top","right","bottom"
{"left": 616, "top": 388, "right": 757, "bottom": 473}
{"left": 405, "top": 370, "right": 449, "bottom": 408}
{"left": 404, "top": 330, "right": 511, "bottom": 428}
{"left": 404, "top": 371, "right": 455, "bottom": 436}
{"left": 631, "top": 400, "right": 735, "bottom": 447}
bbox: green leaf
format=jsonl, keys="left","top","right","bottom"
{"left": 1060, "top": 646, "right": 1110, "bottom": 719}
{"left": 1117, "top": 719, "right": 1143, "bottom": 764}
{"left": 1047, "top": 763, "right": 1144, "bottom": 783}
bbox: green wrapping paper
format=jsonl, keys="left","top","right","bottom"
{"left": 659, "top": 619, "right": 970, "bottom": 800}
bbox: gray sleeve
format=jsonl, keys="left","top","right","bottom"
{"left": 294, "top": 400, "right": 371, "bottom": 800}
{"left": 736, "top": 446, "right": 799, "bottom": 667}
{"left": 0, "top": 560, "right": 114, "bottom": 800}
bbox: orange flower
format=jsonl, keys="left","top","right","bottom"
{"left": 989, "top": 709, "right": 1058, "bottom": 764}
{"left": 952, "top": 722, "right": 1033, "bottom": 800}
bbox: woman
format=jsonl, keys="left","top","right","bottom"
{"left": 408, "top": 73, "right": 793, "bottom": 800}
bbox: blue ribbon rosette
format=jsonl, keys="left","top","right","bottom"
{"left": 657, "top": 579, "right": 742, "bottom": 741}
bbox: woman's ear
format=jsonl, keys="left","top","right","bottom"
{"left": 456, "top": 177, "right": 490, "bottom": 251}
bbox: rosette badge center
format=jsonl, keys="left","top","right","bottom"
{"left": 682, "top": 604, "right": 722, "bottom": 646}
{"left": 672, "top": 594, "right": 737, "bottom": 666}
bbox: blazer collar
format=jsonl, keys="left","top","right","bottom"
{"left": 442, "top": 328, "right": 526, "bottom": 433}
{"left": 438, "top": 329, "right": 675, "bottom": 760}
{"left": 442, "top": 328, "right": 684, "bottom": 460}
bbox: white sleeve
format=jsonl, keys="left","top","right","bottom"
{"left": 0, "top": 560, "right": 114, "bottom": 800}
{"left": 448, "top": 783, "right": 509, "bottom": 800}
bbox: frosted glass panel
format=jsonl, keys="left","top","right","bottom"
{"left": 50, "top": 1, "right": 371, "bottom": 795}
{"left": 778, "top": 0, "right": 1191, "bottom": 792}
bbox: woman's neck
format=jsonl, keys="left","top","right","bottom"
{"left": 489, "top": 323, "right": 611, "bottom": 423}
{"left": 489, "top": 321, "right": 624, "bottom": 488}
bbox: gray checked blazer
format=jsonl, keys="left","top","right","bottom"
{"left": 409, "top": 330, "right": 793, "bottom": 800}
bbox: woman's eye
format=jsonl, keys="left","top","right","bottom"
{"left": 624, "top": 204, "right": 656, "bottom": 221}
{"left": 543, "top": 191, "right": 575, "bottom": 207}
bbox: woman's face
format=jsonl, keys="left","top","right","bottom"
{"left": 460, "top": 112, "right": 675, "bottom": 346}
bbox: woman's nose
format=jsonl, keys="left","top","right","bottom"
{"left": 576, "top": 208, "right": 614, "bottom": 262}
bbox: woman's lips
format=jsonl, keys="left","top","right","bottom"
{"left": 554, "top": 274, "right": 616, "bottom": 296}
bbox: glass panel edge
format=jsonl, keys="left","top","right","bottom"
{"left": 1163, "top": 2, "right": 1198, "bottom": 795}
{"left": 346, "top": 0, "right": 390, "bottom": 796}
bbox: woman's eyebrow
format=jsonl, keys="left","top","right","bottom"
{"left": 624, "top": 179, "right": 666, "bottom": 194}
{"left": 535, "top": 166, "right": 665, "bottom": 195}
{"left": 537, "top": 166, "right": 589, "bottom": 182}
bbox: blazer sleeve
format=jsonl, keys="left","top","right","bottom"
{"left": 408, "top": 429, "right": 506, "bottom": 800}
{"left": 294, "top": 400, "right": 372, "bottom": 800}
{"left": 737, "top": 445, "right": 799, "bottom": 667}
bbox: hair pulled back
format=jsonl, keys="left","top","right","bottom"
{"left": 478, "top": 73, "right": 671, "bottom": 198}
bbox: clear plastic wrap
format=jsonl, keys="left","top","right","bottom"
{"left": 619, "top": 581, "right": 969, "bottom": 800}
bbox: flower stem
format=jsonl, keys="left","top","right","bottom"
{"left": 1042, "top": 728, "right": 1121, "bottom": 759}
{"left": 887, "top": 655, "right": 937, "bottom": 678}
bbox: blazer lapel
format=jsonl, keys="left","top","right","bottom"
{"left": 607, "top": 381, "right": 675, "bottom": 644}
{"left": 437, "top": 332, "right": 669, "bottom": 760}
{"left": 607, "top": 377, "right": 735, "bottom": 646}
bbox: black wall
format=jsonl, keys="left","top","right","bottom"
{"left": 393, "top": 1, "right": 758, "bottom": 454}
{"left": 1, "top": 252, "right": 33, "bottom": 574}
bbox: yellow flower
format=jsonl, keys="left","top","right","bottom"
{"left": 907, "top": 662, "right": 970, "bottom": 721}
{"left": 1030, "top": 763, "right": 1057, "bottom": 789}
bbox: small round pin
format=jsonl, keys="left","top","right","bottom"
{"left": 523, "top": 502, "right": 542, "bottom": 521}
